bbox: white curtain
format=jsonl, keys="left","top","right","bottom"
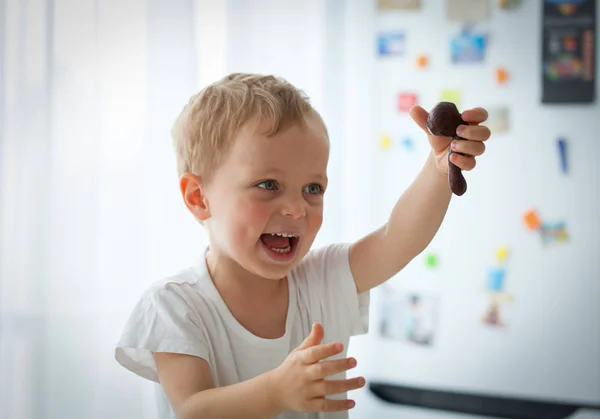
{"left": 0, "top": 0, "right": 378, "bottom": 418}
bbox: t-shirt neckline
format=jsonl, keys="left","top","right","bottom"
{"left": 196, "top": 247, "right": 297, "bottom": 348}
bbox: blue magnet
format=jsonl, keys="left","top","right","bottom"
{"left": 557, "top": 138, "right": 567, "bottom": 174}
{"left": 487, "top": 267, "right": 505, "bottom": 292}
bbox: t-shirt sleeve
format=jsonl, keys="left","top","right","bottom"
{"left": 114, "top": 284, "right": 210, "bottom": 383}
{"left": 303, "top": 242, "right": 370, "bottom": 337}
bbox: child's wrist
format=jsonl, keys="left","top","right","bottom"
{"left": 265, "top": 368, "right": 286, "bottom": 414}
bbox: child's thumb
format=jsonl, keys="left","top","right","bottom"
{"left": 295, "top": 322, "right": 324, "bottom": 351}
{"left": 408, "top": 105, "right": 431, "bottom": 135}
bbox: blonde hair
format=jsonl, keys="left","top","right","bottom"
{"left": 171, "top": 73, "right": 320, "bottom": 180}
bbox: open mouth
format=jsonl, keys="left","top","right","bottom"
{"left": 259, "top": 232, "right": 300, "bottom": 256}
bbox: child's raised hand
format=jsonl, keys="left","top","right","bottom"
{"left": 269, "top": 322, "right": 364, "bottom": 413}
{"left": 409, "top": 105, "right": 491, "bottom": 175}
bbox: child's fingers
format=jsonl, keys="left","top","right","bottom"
{"left": 307, "top": 356, "right": 356, "bottom": 379}
{"left": 301, "top": 342, "right": 344, "bottom": 364}
{"left": 295, "top": 323, "right": 325, "bottom": 351}
{"left": 457, "top": 124, "right": 491, "bottom": 141}
{"left": 461, "top": 107, "right": 488, "bottom": 123}
{"left": 451, "top": 139, "right": 486, "bottom": 156}
{"left": 408, "top": 105, "right": 430, "bottom": 134}
{"left": 450, "top": 153, "right": 477, "bottom": 171}
{"left": 317, "top": 377, "right": 366, "bottom": 396}
{"left": 309, "top": 396, "right": 356, "bottom": 412}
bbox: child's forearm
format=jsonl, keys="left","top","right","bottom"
{"left": 178, "top": 370, "right": 283, "bottom": 419}
{"left": 351, "top": 152, "right": 453, "bottom": 292}
{"left": 384, "top": 151, "right": 452, "bottom": 261}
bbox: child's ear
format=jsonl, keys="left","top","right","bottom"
{"left": 180, "top": 173, "right": 210, "bottom": 221}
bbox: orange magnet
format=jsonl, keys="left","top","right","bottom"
{"left": 495, "top": 68, "right": 509, "bottom": 84}
{"left": 523, "top": 209, "right": 541, "bottom": 231}
{"left": 416, "top": 54, "right": 428, "bottom": 69}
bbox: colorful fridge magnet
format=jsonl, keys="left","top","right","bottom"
{"left": 541, "top": 3, "right": 595, "bottom": 103}
{"left": 401, "top": 137, "right": 414, "bottom": 151}
{"left": 558, "top": 3, "right": 578, "bottom": 15}
{"left": 557, "top": 137, "right": 568, "bottom": 174}
{"left": 416, "top": 54, "right": 429, "bottom": 69}
{"left": 523, "top": 209, "right": 569, "bottom": 245}
{"left": 379, "top": 134, "right": 392, "bottom": 150}
{"left": 380, "top": 291, "right": 439, "bottom": 346}
{"left": 482, "top": 294, "right": 510, "bottom": 328}
{"left": 425, "top": 253, "right": 438, "bottom": 268}
{"left": 495, "top": 67, "right": 510, "bottom": 84}
{"left": 495, "top": 246, "right": 509, "bottom": 263}
{"left": 487, "top": 247, "right": 510, "bottom": 293}
{"left": 377, "top": 31, "right": 406, "bottom": 57}
{"left": 498, "top": 0, "right": 521, "bottom": 9}
{"left": 450, "top": 31, "right": 487, "bottom": 64}
{"left": 523, "top": 209, "right": 542, "bottom": 231}
{"left": 540, "top": 221, "right": 569, "bottom": 244}
{"left": 483, "top": 107, "right": 509, "bottom": 133}
{"left": 487, "top": 267, "right": 506, "bottom": 292}
{"left": 378, "top": 0, "right": 421, "bottom": 10}
{"left": 439, "top": 90, "right": 461, "bottom": 109}
{"left": 397, "top": 92, "right": 418, "bottom": 112}
{"left": 482, "top": 246, "right": 514, "bottom": 329}
{"left": 446, "top": 0, "right": 490, "bottom": 21}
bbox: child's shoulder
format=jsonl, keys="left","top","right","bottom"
{"left": 115, "top": 261, "right": 213, "bottom": 381}
{"left": 292, "top": 242, "right": 352, "bottom": 277}
{"left": 136, "top": 260, "right": 210, "bottom": 307}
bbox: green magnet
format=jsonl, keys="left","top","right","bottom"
{"left": 425, "top": 253, "right": 438, "bottom": 268}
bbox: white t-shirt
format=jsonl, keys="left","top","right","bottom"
{"left": 115, "top": 242, "right": 370, "bottom": 419}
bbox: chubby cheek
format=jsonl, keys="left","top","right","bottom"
{"left": 304, "top": 206, "right": 323, "bottom": 242}
{"left": 228, "top": 198, "right": 273, "bottom": 245}
{"left": 309, "top": 209, "right": 323, "bottom": 232}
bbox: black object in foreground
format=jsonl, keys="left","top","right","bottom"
{"left": 369, "top": 382, "right": 600, "bottom": 419}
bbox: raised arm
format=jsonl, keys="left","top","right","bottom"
{"left": 350, "top": 105, "right": 490, "bottom": 293}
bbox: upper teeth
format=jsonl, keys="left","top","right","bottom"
{"left": 271, "top": 233, "right": 297, "bottom": 238}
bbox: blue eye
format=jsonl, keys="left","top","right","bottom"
{"left": 257, "top": 180, "right": 278, "bottom": 191}
{"left": 304, "top": 184, "right": 324, "bottom": 195}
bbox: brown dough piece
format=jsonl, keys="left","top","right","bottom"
{"left": 426, "top": 101, "right": 468, "bottom": 196}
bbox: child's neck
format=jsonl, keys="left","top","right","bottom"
{"left": 205, "top": 247, "right": 286, "bottom": 302}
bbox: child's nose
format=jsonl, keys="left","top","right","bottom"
{"left": 281, "top": 196, "right": 306, "bottom": 219}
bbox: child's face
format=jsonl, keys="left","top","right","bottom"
{"left": 203, "top": 113, "right": 329, "bottom": 280}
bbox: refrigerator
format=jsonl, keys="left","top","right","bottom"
{"left": 350, "top": 1, "right": 600, "bottom": 418}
